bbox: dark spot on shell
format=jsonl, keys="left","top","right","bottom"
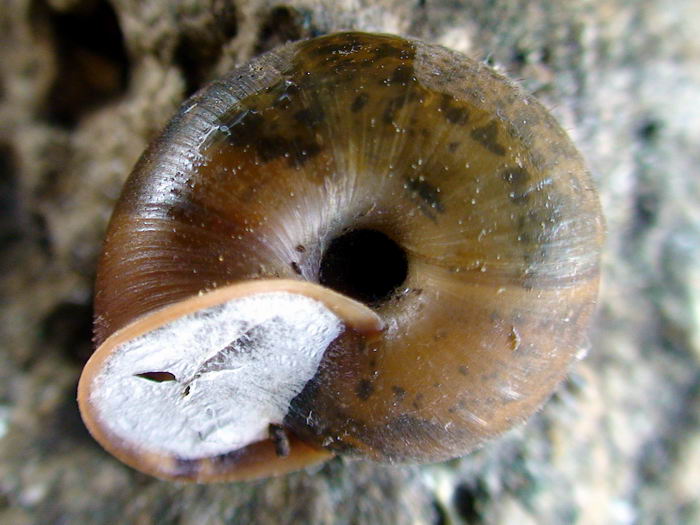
{"left": 405, "top": 177, "right": 445, "bottom": 218}
{"left": 293, "top": 105, "right": 325, "bottom": 128}
{"left": 448, "top": 141, "right": 460, "bottom": 152}
{"left": 295, "top": 244, "right": 306, "bottom": 253}
{"left": 471, "top": 121, "right": 506, "bottom": 156}
{"left": 391, "top": 386, "right": 406, "bottom": 403}
{"left": 383, "top": 95, "right": 407, "bottom": 124}
{"left": 356, "top": 378, "right": 374, "bottom": 401}
{"left": 351, "top": 92, "right": 369, "bottom": 113}
{"left": 500, "top": 166, "right": 530, "bottom": 186}
{"left": 287, "top": 139, "right": 322, "bottom": 167}
{"left": 221, "top": 90, "right": 323, "bottom": 168}
{"left": 372, "top": 42, "right": 412, "bottom": 60}
{"left": 444, "top": 105, "right": 470, "bottom": 125}
{"left": 290, "top": 261, "right": 302, "bottom": 274}
{"left": 389, "top": 64, "right": 414, "bottom": 85}
{"left": 438, "top": 94, "right": 470, "bottom": 125}
{"left": 458, "top": 366, "right": 468, "bottom": 376}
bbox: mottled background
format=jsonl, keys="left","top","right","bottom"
{"left": 1, "top": 1, "right": 699, "bottom": 524}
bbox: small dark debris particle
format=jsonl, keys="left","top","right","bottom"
{"left": 290, "top": 261, "right": 302, "bottom": 274}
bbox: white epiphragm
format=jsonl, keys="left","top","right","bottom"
{"left": 90, "top": 292, "right": 342, "bottom": 459}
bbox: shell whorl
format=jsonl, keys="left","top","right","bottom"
{"left": 85, "top": 32, "right": 603, "bottom": 480}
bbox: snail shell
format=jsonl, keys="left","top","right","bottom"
{"left": 78, "top": 32, "right": 604, "bottom": 482}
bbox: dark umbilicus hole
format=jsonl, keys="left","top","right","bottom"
{"left": 136, "top": 372, "right": 177, "bottom": 382}
{"left": 319, "top": 229, "right": 408, "bottom": 305}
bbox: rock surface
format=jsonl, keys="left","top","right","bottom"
{"left": 1, "top": 0, "right": 699, "bottom": 523}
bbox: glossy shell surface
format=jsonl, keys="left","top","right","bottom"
{"left": 85, "top": 32, "right": 604, "bottom": 480}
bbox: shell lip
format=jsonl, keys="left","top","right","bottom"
{"left": 78, "top": 279, "right": 382, "bottom": 481}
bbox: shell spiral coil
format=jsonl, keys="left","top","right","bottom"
{"left": 78, "top": 32, "right": 604, "bottom": 482}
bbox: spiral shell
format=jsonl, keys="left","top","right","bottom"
{"left": 78, "top": 32, "right": 604, "bottom": 482}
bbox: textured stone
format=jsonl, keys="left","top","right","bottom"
{"left": 1, "top": 0, "right": 698, "bottom": 523}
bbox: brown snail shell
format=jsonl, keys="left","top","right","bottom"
{"left": 78, "top": 32, "right": 604, "bottom": 482}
